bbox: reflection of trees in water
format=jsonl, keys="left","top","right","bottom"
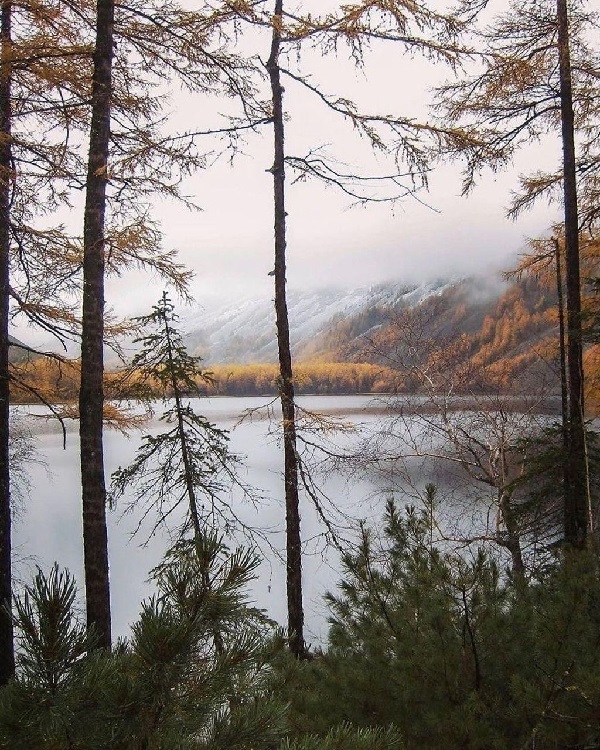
{"left": 9, "top": 414, "right": 45, "bottom": 515}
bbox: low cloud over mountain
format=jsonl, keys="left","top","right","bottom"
{"left": 182, "top": 279, "right": 463, "bottom": 364}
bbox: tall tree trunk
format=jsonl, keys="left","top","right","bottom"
{"left": 554, "top": 237, "right": 572, "bottom": 518}
{"left": 266, "top": 0, "right": 305, "bottom": 658}
{"left": 0, "top": 0, "right": 14, "bottom": 683}
{"left": 79, "top": 0, "right": 114, "bottom": 648}
{"left": 556, "top": 0, "right": 587, "bottom": 549}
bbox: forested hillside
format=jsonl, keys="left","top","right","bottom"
{"left": 310, "top": 275, "right": 565, "bottom": 394}
{"left": 10, "top": 273, "right": 600, "bottom": 402}
{"left": 181, "top": 280, "right": 453, "bottom": 364}
{"left": 169, "top": 273, "right": 600, "bottom": 400}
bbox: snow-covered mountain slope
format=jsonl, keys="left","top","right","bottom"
{"left": 182, "top": 279, "right": 460, "bottom": 364}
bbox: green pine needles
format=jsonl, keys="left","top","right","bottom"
{"left": 111, "top": 292, "right": 242, "bottom": 539}
{"left": 0, "top": 534, "right": 405, "bottom": 750}
{"left": 274, "top": 498, "right": 600, "bottom": 750}
{"left": 0, "top": 533, "right": 287, "bottom": 749}
{"left": 13, "top": 565, "right": 90, "bottom": 694}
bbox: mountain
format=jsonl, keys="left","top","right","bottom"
{"left": 323, "top": 274, "right": 561, "bottom": 393}
{"left": 181, "top": 274, "right": 565, "bottom": 396}
{"left": 182, "top": 279, "right": 463, "bottom": 364}
{"left": 11, "top": 274, "right": 581, "bottom": 401}
{"left": 8, "top": 335, "right": 34, "bottom": 363}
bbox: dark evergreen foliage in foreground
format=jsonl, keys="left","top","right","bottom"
{"left": 5, "top": 333, "right": 600, "bottom": 750}
{"left": 4, "top": 498, "right": 600, "bottom": 748}
{"left": 0, "top": 534, "right": 287, "bottom": 749}
{"left": 0, "top": 532, "right": 404, "bottom": 750}
{"left": 273, "top": 501, "right": 600, "bottom": 750}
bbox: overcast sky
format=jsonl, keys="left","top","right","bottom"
{"left": 102, "top": 4, "right": 562, "bottom": 322}
{"left": 16, "top": 0, "right": 564, "bottom": 340}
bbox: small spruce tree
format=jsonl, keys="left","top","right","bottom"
{"left": 111, "top": 292, "right": 241, "bottom": 539}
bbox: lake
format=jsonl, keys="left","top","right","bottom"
{"left": 12, "top": 395, "right": 391, "bottom": 647}
{"left": 14, "top": 392, "right": 555, "bottom": 644}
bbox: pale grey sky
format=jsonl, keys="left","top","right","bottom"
{"left": 21, "top": 0, "right": 565, "bottom": 338}
{"left": 108, "top": 131, "right": 559, "bottom": 322}
{"left": 106, "top": 33, "right": 561, "bottom": 320}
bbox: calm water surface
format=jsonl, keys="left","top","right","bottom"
{"left": 13, "top": 395, "right": 390, "bottom": 645}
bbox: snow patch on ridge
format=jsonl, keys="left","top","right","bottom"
{"left": 182, "top": 278, "right": 460, "bottom": 364}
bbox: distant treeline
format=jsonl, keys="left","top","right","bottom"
{"left": 12, "top": 353, "right": 600, "bottom": 408}
{"left": 203, "top": 362, "right": 399, "bottom": 396}
{"left": 9, "top": 358, "right": 401, "bottom": 403}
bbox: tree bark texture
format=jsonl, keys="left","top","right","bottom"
{"left": 0, "top": 0, "right": 14, "bottom": 683}
{"left": 79, "top": 0, "right": 114, "bottom": 648}
{"left": 554, "top": 237, "right": 571, "bottom": 506}
{"left": 498, "top": 490, "right": 525, "bottom": 586}
{"left": 266, "top": 0, "right": 305, "bottom": 659}
{"left": 556, "top": 0, "right": 587, "bottom": 549}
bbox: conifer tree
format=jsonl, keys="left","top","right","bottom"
{"left": 79, "top": 0, "right": 115, "bottom": 650}
{"left": 266, "top": 0, "right": 306, "bottom": 660}
{"left": 0, "top": 0, "right": 96, "bottom": 680}
{"left": 436, "top": 0, "right": 600, "bottom": 547}
{"left": 0, "top": 536, "right": 408, "bottom": 749}
{"left": 0, "top": 535, "right": 288, "bottom": 749}
{"left": 253, "top": 0, "right": 470, "bottom": 659}
{"left": 0, "top": 0, "right": 13, "bottom": 684}
{"left": 556, "top": 0, "right": 586, "bottom": 548}
{"left": 274, "top": 501, "right": 600, "bottom": 749}
{"left": 79, "top": 0, "right": 269, "bottom": 649}
{"left": 111, "top": 292, "right": 241, "bottom": 540}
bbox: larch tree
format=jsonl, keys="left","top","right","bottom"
{"left": 0, "top": 0, "right": 14, "bottom": 684}
{"left": 79, "top": 0, "right": 115, "bottom": 649}
{"left": 266, "top": 0, "right": 305, "bottom": 659}
{"left": 0, "top": 0, "right": 86, "bottom": 682}
{"left": 506, "top": 231, "right": 600, "bottom": 541}
{"left": 556, "top": 0, "right": 586, "bottom": 548}
{"left": 77, "top": 0, "right": 271, "bottom": 646}
{"left": 437, "top": 0, "right": 600, "bottom": 549}
{"left": 6, "top": 0, "right": 91, "bottom": 346}
{"left": 230, "top": 0, "right": 470, "bottom": 657}
{"left": 0, "top": 0, "right": 97, "bottom": 678}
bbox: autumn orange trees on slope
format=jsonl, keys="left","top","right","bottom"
{"left": 305, "top": 277, "right": 559, "bottom": 395}
{"left": 510, "top": 234, "right": 600, "bottom": 405}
